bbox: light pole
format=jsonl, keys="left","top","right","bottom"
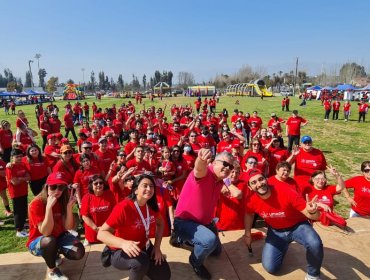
{"left": 81, "top": 68, "right": 85, "bottom": 93}
{"left": 28, "top": 60, "right": 34, "bottom": 89}
{"left": 35, "top": 54, "right": 41, "bottom": 87}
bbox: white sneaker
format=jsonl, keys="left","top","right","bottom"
{"left": 68, "top": 229, "right": 78, "bottom": 237}
{"left": 83, "top": 239, "right": 90, "bottom": 246}
{"left": 48, "top": 268, "right": 69, "bottom": 280}
{"left": 305, "top": 273, "right": 321, "bottom": 280}
{"left": 16, "top": 231, "right": 29, "bottom": 238}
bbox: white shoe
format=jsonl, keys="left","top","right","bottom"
{"left": 48, "top": 268, "right": 69, "bottom": 280}
{"left": 83, "top": 239, "right": 90, "bottom": 246}
{"left": 16, "top": 231, "right": 29, "bottom": 238}
{"left": 68, "top": 229, "right": 78, "bottom": 237}
{"left": 305, "top": 273, "right": 321, "bottom": 280}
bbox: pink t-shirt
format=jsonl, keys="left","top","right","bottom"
{"left": 175, "top": 165, "right": 223, "bottom": 225}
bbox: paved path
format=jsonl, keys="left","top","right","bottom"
{"left": 0, "top": 218, "right": 369, "bottom": 280}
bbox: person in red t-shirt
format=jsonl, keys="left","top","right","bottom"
{"left": 27, "top": 172, "right": 85, "bottom": 280}
{"left": 126, "top": 146, "right": 152, "bottom": 176}
{"left": 216, "top": 164, "right": 244, "bottom": 231}
{"left": 358, "top": 99, "right": 369, "bottom": 122}
{"left": 63, "top": 110, "right": 78, "bottom": 142}
{"left": 97, "top": 174, "right": 171, "bottom": 280}
{"left": 52, "top": 145, "right": 79, "bottom": 184}
{"left": 265, "top": 138, "right": 290, "bottom": 177}
{"left": 23, "top": 144, "right": 51, "bottom": 196}
{"left": 0, "top": 120, "right": 13, "bottom": 163}
{"left": 244, "top": 169, "right": 323, "bottom": 279}
{"left": 6, "top": 149, "right": 31, "bottom": 237}
{"left": 343, "top": 160, "right": 370, "bottom": 217}
{"left": 83, "top": 102, "right": 90, "bottom": 121}
{"left": 343, "top": 100, "right": 351, "bottom": 122}
{"left": 0, "top": 159, "right": 12, "bottom": 217}
{"left": 267, "top": 161, "right": 300, "bottom": 193}
{"left": 323, "top": 99, "right": 331, "bottom": 121}
{"left": 81, "top": 174, "right": 116, "bottom": 245}
{"left": 285, "top": 110, "right": 308, "bottom": 152}
{"left": 288, "top": 135, "right": 327, "bottom": 187}
{"left": 332, "top": 99, "right": 341, "bottom": 120}
{"left": 95, "top": 137, "right": 117, "bottom": 175}
{"left": 170, "top": 146, "right": 190, "bottom": 201}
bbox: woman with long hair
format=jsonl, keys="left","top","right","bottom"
{"left": 169, "top": 145, "right": 189, "bottom": 201}
{"left": 242, "top": 139, "right": 268, "bottom": 175}
{"left": 98, "top": 174, "right": 171, "bottom": 280}
{"left": 80, "top": 175, "right": 116, "bottom": 246}
{"left": 27, "top": 172, "right": 85, "bottom": 280}
{"left": 23, "top": 144, "right": 51, "bottom": 196}
{"left": 52, "top": 145, "right": 78, "bottom": 185}
{"left": 0, "top": 120, "right": 13, "bottom": 163}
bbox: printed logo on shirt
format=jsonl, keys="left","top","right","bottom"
{"left": 318, "top": 196, "right": 330, "bottom": 204}
{"left": 361, "top": 187, "right": 370, "bottom": 194}
{"left": 260, "top": 211, "right": 286, "bottom": 219}
{"left": 91, "top": 205, "right": 109, "bottom": 213}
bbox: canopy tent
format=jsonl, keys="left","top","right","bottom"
{"left": 25, "top": 89, "right": 51, "bottom": 95}
{"left": 0, "top": 92, "right": 23, "bottom": 97}
{"left": 355, "top": 84, "right": 370, "bottom": 91}
{"left": 321, "top": 86, "right": 334, "bottom": 91}
{"left": 307, "top": 85, "right": 322, "bottom": 90}
{"left": 335, "top": 84, "right": 358, "bottom": 91}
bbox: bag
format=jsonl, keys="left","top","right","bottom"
{"left": 320, "top": 211, "right": 347, "bottom": 228}
{"left": 101, "top": 246, "right": 112, "bottom": 267}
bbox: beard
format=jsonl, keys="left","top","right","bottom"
{"left": 256, "top": 183, "right": 269, "bottom": 196}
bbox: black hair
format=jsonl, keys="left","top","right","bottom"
{"left": 128, "top": 174, "right": 159, "bottom": 212}
{"left": 26, "top": 143, "right": 43, "bottom": 163}
{"left": 88, "top": 174, "right": 108, "bottom": 194}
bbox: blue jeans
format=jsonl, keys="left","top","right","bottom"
{"left": 262, "top": 222, "right": 323, "bottom": 277}
{"left": 174, "top": 218, "right": 222, "bottom": 267}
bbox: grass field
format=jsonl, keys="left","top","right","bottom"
{"left": 0, "top": 94, "right": 368, "bottom": 254}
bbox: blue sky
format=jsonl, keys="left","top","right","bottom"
{"left": 1, "top": 0, "right": 369, "bottom": 84}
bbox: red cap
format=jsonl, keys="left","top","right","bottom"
{"left": 46, "top": 172, "right": 68, "bottom": 186}
{"left": 47, "top": 134, "right": 57, "bottom": 140}
{"left": 244, "top": 168, "right": 263, "bottom": 183}
{"left": 60, "top": 138, "right": 69, "bottom": 144}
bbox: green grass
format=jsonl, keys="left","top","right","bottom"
{"left": 0, "top": 95, "right": 366, "bottom": 253}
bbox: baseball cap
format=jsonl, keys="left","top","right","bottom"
{"left": 271, "top": 113, "right": 276, "bottom": 117}
{"left": 47, "top": 133, "right": 57, "bottom": 140}
{"left": 46, "top": 172, "right": 68, "bottom": 186}
{"left": 244, "top": 168, "right": 263, "bottom": 183}
{"left": 60, "top": 145, "right": 73, "bottom": 153}
{"left": 301, "top": 136, "right": 312, "bottom": 143}
{"left": 98, "top": 136, "right": 107, "bottom": 143}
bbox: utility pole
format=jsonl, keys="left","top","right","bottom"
{"left": 28, "top": 60, "right": 34, "bottom": 89}
{"left": 293, "top": 57, "right": 298, "bottom": 96}
{"left": 35, "top": 54, "right": 41, "bottom": 87}
{"left": 81, "top": 68, "right": 85, "bottom": 94}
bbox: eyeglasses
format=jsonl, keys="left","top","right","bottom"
{"left": 119, "top": 154, "right": 125, "bottom": 157}
{"left": 313, "top": 177, "right": 326, "bottom": 181}
{"left": 83, "top": 147, "right": 92, "bottom": 150}
{"left": 190, "top": 135, "right": 197, "bottom": 137}
{"left": 172, "top": 150, "right": 180, "bottom": 153}
{"left": 303, "top": 141, "right": 312, "bottom": 145}
{"left": 63, "top": 151, "right": 73, "bottom": 155}
{"left": 216, "top": 160, "right": 234, "bottom": 170}
{"left": 49, "top": 185, "right": 66, "bottom": 191}
{"left": 93, "top": 181, "right": 104, "bottom": 186}
{"left": 252, "top": 143, "right": 260, "bottom": 146}
{"left": 247, "top": 161, "right": 257, "bottom": 165}
{"left": 363, "top": 169, "right": 370, "bottom": 173}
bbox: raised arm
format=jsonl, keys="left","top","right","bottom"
{"left": 194, "top": 148, "right": 212, "bottom": 179}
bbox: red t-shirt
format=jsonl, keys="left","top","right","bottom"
{"left": 109, "top": 179, "right": 131, "bottom": 204}
{"left": 124, "top": 141, "right": 138, "bottom": 156}
{"left": 95, "top": 149, "right": 116, "bottom": 174}
{"left": 52, "top": 160, "right": 77, "bottom": 184}
{"left": 267, "top": 175, "right": 300, "bottom": 194}
{"left": 105, "top": 199, "right": 160, "bottom": 250}
{"left": 197, "top": 135, "right": 217, "bottom": 150}
{"left": 80, "top": 190, "right": 116, "bottom": 243}
{"left": 217, "top": 139, "right": 240, "bottom": 153}
{"left": 241, "top": 150, "right": 267, "bottom": 173}
{"left": 149, "top": 186, "right": 173, "bottom": 238}
{"left": 345, "top": 176, "right": 370, "bottom": 216}
{"left": 267, "top": 147, "right": 290, "bottom": 176}
{"left": 73, "top": 167, "right": 101, "bottom": 198}
{"left": 0, "top": 129, "right": 13, "bottom": 149}
{"left": 216, "top": 180, "right": 245, "bottom": 231}
{"left": 301, "top": 184, "right": 338, "bottom": 210}
{"left": 248, "top": 117, "right": 263, "bottom": 129}
{"left": 293, "top": 148, "right": 326, "bottom": 186}
{"left": 6, "top": 163, "right": 29, "bottom": 198}
{"left": 27, "top": 198, "right": 65, "bottom": 247}
{"left": 0, "top": 160, "right": 7, "bottom": 191}
{"left": 343, "top": 103, "right": 351, "bottom": 112}
{"left": 22, "top": 156, "right": 49, "bottom": 181}
{"left": 245, "top": 185, "right": 307, "bottom": 229}
{"left": 126, "top": 159, "right": 152, "bottom": 176}
{"left": 44, "top": 145, "right": 60, "bottom": 168}
{"left": 63, "top": 113, "right": 74, "bottom": 128}
{"left": 286, "top": 116, "right": 307, "bottom": 136}
{"left": 163, "top": 128, "right": 184, "bottom": 147}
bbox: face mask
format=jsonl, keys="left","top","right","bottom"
{"left": 223, "top": 127, "right": 228, "bottom": 131}
{"left": 147, "top": 134, "right": 153, "bottom": 139}
{"left": 156, "top": 140, "right": 161, "bottom": 144}
{"left": 236, "top": 124, "right": 241, "bottom": 129}
{"left": 183, "top": 146, "right": 191, "bottom": 153}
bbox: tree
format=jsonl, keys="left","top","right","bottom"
{"left": 142, "top": 74, "right": 147, "bottom": 91}
{"left": 178, "top": 71, "right": 195, "bottom": 89}
{"left": 46, "top": 76, "right": 58, "bottom": 93}
{"left": 98, "top": 71, "right": 105, "bottom": 90}
{"left": 88, "top": 71, "right": 96, "bottom": 91}
{"left": 117, "top": 74, "right": 124, "bottom": 91}
{"left": 25, "top": 71, "right": 32, "bottom": 87}
{"left": 4, "top": 68, "right": 14, "bottom": 82}
{"left": 38, "top": 68, "right": 47, "bottom": 89}
{"left": 154, "top": 71, "right": 161, "bottom": 85}
{"left": 339, "top": 62, "right": 367, "bottom": 83}
{"left": 150, "top": 77, "right": 154, "bottom": 89}
{"left": 6, "top": 81, "right": 22, "bottom": 92}
{"left": 167, "top": 71, "right": 173, "bottom": 87}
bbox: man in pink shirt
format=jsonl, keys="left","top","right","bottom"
{"left": 172, "top": 149, "right": 234, "bottom": 279}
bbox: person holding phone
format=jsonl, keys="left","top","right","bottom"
{"left": 27, "top": 172, "right": 85, "bottom": 280}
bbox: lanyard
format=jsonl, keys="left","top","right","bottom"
{"left": 134, "top": 201, "right": 150, "bottom": 239}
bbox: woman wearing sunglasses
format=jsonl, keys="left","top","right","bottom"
{"left": 27, "top": 172, "right": 85, "bottom": 280}
{"left": 52, "top": 145, "right": 78, "bottom": 185}
{"left": 98, "top": 174, "right": 171, "bottom": 280}
{"left": 242, "top": 139, "right": 268, "bottom": 175}
{"left": 80, "top": 175, "right": 116, "bottom": 246}
{"left": 343, "top": 161, "right": 370, "bottom": 217}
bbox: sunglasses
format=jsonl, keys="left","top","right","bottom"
{"left": 247, "top": 161, "right": 257, "bottom": 165}
{"left": 49, "top": 185, "right": 66, "bottom": 191}
{"left": 93, "top": 181, "right": 104, "bottom": 186}
{"left": 363, "top": 169, "right": 370, "bottom": 173}
{"left": 83, "top": 147, "right": 92, "bottom": 150}
{"left": 63, "top": 151, "right": 73, "bottom": 155}
{"left": 216, "top": 160, "right": 234, "bottom": 170}
{"left": 252, "top": 143, "right": 260, "bottom": 146}
{"left": 303, "top": 141, "right": 312, "bottom": 145}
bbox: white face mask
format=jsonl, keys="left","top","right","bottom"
{"left": 183, "top": 146, "right": 191, "bottom": 153}
{"left": 236, "top": 124, "right": 241, "bottom": 129}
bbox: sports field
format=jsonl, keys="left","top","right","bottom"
{"left": 0, "top": 94, "right": 368, "bottom": 254}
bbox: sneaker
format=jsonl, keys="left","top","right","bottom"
{"left": 189, "top": 255, "right": 211, "bottom": 279}
{"left": 169, "top": 232, "right": 183, "bottom": 248}
{"left": 55, "top": 255, "right": 63, "bottom": 267}
{"left": 305, "top": 273, "right": 321, "bottom": 280}
{"left": 83, "top": 239, "right": 90, "bottom": 246}
{"left": 16, "top": 231, "right": 29, "bottom": 238}
{"left": 48, "top": 268, "right": 69, "bottom": 280}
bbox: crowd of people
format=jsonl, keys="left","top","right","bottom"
{"left": 0, "top": 96, "right": 369, "bottom": 280}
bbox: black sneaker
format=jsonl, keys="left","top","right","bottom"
{"left": 169, "top": 232, "right": 183, "bottom": 248}
{"left": 189, "top": 255, "right": 211, "bottom": 279}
